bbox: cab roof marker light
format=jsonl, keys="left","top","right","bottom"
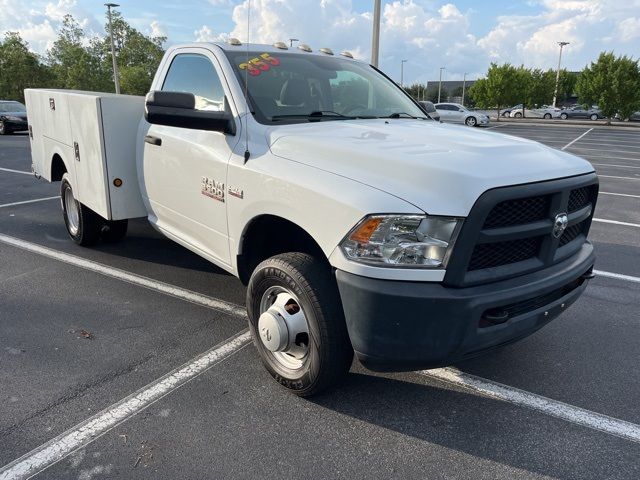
{"left": 319, "top": 47, "right": 334, "bottom": 55}
{"left": 298, "top": 43, "right": 312, "bottom": 52}
{"left": 228, "top": 38, "right": 242, "bottom": 46}
{"left": 273, "top": 41, "right": 288, "bottom": 49}
{"left": 340, "top": 51, "right": 354, "bottom": 58}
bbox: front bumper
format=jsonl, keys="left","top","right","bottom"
{"left": 4, "top": 120, "right": 28, "bottom": 131}
{"left": 336, "top": 242, "right": 595, "bottom": 372}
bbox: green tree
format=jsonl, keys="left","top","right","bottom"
{"left": 576, "top": 52, "right": 640, "bottom": 120}
{"left": 470, "top": 63, "right": 520, "bottom": 119}
{"left": 95, "top": 11, "right": 166, "bottom": 95}
{"left": 523, "top": 68, "right": 555, "bottom": 107}
{"left": 47, "top": 15, "right": 112, "bottom": 91}
{"left": 0, "top": 32, "right": 50, "bottom": 101}
{"left": 556, "top": 69, "right": 578, "bottom": 105}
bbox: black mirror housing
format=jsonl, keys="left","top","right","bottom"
{"left": 144, "top": 91, "right": 235, "bottom": 135}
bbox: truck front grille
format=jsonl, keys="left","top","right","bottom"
{"left": 468, "top": 237, "right": 542, "bottom": 271}
{"left": 483, "top": 195, "right": 550, "bottom": 228}
{"left": 444, "top": 174, "right": 599, "bottom": 287}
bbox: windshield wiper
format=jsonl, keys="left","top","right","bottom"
{"left": 270, "top": 111, "right": 353, "bottom": 121}
{"left": 270, "top": 111, "right": 377, "bottom": 121}
{"left": 385, "top": 112, "right": 426, "bottom": 119}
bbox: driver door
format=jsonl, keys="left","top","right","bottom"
{"left": 141, "top": 48, "right": 239, "bottom": 267}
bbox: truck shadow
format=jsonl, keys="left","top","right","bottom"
{"left": 308, "top": 371, "right": 634, "bottom": 479}
{"left": 88, "top": 218, "right": 232, "bottom": 276}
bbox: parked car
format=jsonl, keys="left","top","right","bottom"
{"left": 510, "top": 105, "right": 561, "bottom": 119}
{"left": 629, "top": 112, "right": 640, "bottom": 122}
{"left": 560, "top": 106, "right": 604, "bottom": 120}
{"left": 25, "top": 41, "right": 597, "bottom": 396}
{"left": 500, "top": 104, "right": 522, "bottom": 117}
{"left": 434, "top": 102, "right": 489, "bottom": 126}
{"left": 0, "top": 100, "right": 28, "bottom": 134}
{"left": 418, "top": 101, "right": 440, "bottom": 121}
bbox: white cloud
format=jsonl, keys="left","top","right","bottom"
{"left": 0, "top": 0, "right": 101, "bottom": 53}
{"left": 149, "top": 20, "right": 166, "bottom": 38}
{"left": 479, "top": 0, "right": 640, "bottom": 70}
{"left": 194, "top": 25, "right": 228, "bottom": 42}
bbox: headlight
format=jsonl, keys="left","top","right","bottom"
{"left": 340, "top": 215, "right": 462, "bottom": 268}
{"left": 5, "top": 116, "right": 23, "bottom": 121}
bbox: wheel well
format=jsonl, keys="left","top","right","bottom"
{"left": 51, "top": 154, "right": 67, "bottom": 181}
{"left": 237, "top": 215, "right": 327, "bottom": 285}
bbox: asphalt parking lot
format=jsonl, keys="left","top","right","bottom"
{"left": 1, "top": 124, "right": 639, "bottom": 479}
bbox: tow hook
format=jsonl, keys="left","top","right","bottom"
{"left": 481, "top": 309, "right": 509, "bottom": 326}
{"left": 581, "top": 270, "right": 596, "bottom": 280}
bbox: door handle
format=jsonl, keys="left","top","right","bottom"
{"left": 145, "top": 135, "right": 162, "bottom": 146}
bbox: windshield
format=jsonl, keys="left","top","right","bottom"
{"left": 0, "top": 102, "right": 26, "bottom": 113}
{"left": 224, "top": 51, "right": 427, "bottom": 124}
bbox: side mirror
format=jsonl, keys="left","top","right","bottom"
{"left": 144, "top": 91, "right": 236, "bottom": 135}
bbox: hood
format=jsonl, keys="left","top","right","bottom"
{"left": 267, "top": 119, "right": 594, "bottom": 216}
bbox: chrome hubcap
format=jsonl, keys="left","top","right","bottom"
{"left": 258, "top": 286, "right": 310, "bottom": 370}
{"left": 64, "top": 187, "right": 80, "bottom": 236}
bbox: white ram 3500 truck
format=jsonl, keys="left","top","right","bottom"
{"left": 25, "top": 42, "right": 598, "bottom": 396}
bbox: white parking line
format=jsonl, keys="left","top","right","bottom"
{"left": 0, "top": 331, "right": 252, "bottom": 480}
{"left": 594, "top": 270, "right": 640, "bottom": 284}
{"left": 0, "top": 233, "right": 246, "bottom": 319}
{"left": 600, "top": 191, "right": 640, "bottom": 199}
{"left": 486, "top": 123, "right": 509, "bottom": 130}
{"left": 593, "top": 218, "right": 640, "bottom": 228}
{"left": 420, "top": 368, "right": 640, "bottom": 443}
{"left": 592, "top": 163, "right": 640, "bottom": 170}
{"left": 598, "top": 175, "right": 640, "bottom": 181}
{"left": 0, "top": 196, "right": 58, "bottom": 209}
{"left": 0, "top": 167, "right": 32, "bottom": 176}
{"left": 562, "top": 128, "right": 594, "bottom": 150}
{"left": 567, "top": 145, "right": 640, "bottom": 155}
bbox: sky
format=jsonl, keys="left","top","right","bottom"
{"left": 2, "top": 0, "right": 639, "bottom": 83}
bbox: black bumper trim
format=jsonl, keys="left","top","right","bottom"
{"left": 336, "top": 242, "right": 595, "bottom": 372}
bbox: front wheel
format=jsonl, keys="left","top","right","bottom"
{"left": 61, "top": 173, "right": 102, "bottom": 246}
{"left": 0, "top": 121, "right": 9, "bottom": 135}
{"left": 561, "top": 113, "right": 568, "bottom": 120}
{"left": 246, "top": 253, "right": 353, "bottom": 396}
{"left": 590, "top": 114, "right": 598, "bottom": 121}
{"left": 465, "top": 116, "right": 477, "bottom": 127}
{"left": 544, "top": 113, "right": 552, "bottom": 119}
{"left": 514, "top": 112, "right": 523, "bottom": 118}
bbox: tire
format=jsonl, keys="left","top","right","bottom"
{"left": 465, "top": 116, "right": 477, "bottom": 127}
{"left": 514, "top": 112, "right": 523, "bottom": 118}
{"left": 0, "top": 121, "right": 9, "bottom": 135}
{"left": 101, "top": 219, "right": 128, "bottom": 243}
{"left": 61, "top": 173, "right": 102, "bottom": 246}
{"left": 561, "top": 113, "right": 568, "bottom": 120}
{"left": 246, "top": 252, "right": 353, "bottom": 396}
{"left": 590, "top": 114, "right": 598, "bottom": 121}
{"left": 501, "top": 111, "right": 510, "bottom": 117}
{"left": 543, "top": 113, "right": 551, "bottom": 119}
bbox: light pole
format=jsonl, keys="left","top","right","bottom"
{"left": 438, "top": 67, "right": 445, "bottom": 103}
{"left": 552, "top": 41, "right": 570, "bottom": 108}
{"left": 289, "top": 38, "right": 299, "bottom": 47}
{"left": 400, "top": 59, "right": 407, "bottom": 87}
{"left": 105, "top": 3, "right": 121, "bottom": 94}
{"left": 461, "top": 72, "right": 468, "bottom": 106}
{"left": 371, "top": 0, "right": 381, "bottom": 67}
